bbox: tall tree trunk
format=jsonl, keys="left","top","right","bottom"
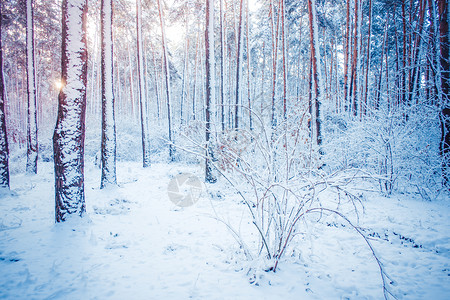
{"left": 136, "top": 0, "right": 151, "bottom": 167}
{"left": 246, "top": 0, "right": 253, "bottom": 129}
{"left": 53, "top": 0, "right": 88, "bottom": 222}
{"left": 26, "top": 0, "right": 38, "bottom": 174}
{"left": 308, "top": 0, "right": 322, "bottom": 149}
{"left": 0, "top": 2, "right": 10, "bottom": 189}
{"left": 344, "top": 0, "right": 351, "bottom": 110}
{"left": 157, "top": 0, "right": 174, "bottom": 160}
{"left": 281, "top": 0, "right": 288, "bottom": 120}
{"left": 127, "top": 44, "right": 136, "bottom": 118}
{"left": 410, "top": 0, "right": 426, "bottom": 104}
{"left": 375, "top": 15, "right": 389, "bottom": 110}
{"left": 220, "top": 0, "right": 226, "bottom": 131}
{"left": 270, "top": 0, "right": 280, "bottom": 128}
{"left": 402, "top": 0, "right": 407, "bottom": 105}
{"left": 234, "top": 0, "right": 244, "bottom": 129}
{"left": 180, "top": 37, "right": 189, "bottom": 128}
{"left": 350, "top": 0, "right": 360, "bottom": 116}
{"left": 205, "top": 0, "right": 217, "bottom": 183}
{"left": 100, "top": 0, "right": 117, "bottom": 188}
{"left": 439, "top": 0, "right": 450, "bottom": 186}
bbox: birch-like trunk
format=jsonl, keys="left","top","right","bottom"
{"left": 234, "top": 0, "right": 244, "bottom": 129}
{"left": 220, "top": 0, "right": 225, "bottom": 131}
{"left": 136, "top": 0, "right": 151, "bottom": 167}
{"left": 281, "top": 0, "right": 288, "bottom": 120}
{"left": 0, "top": 3, "right": 10, "bottom": 189}
{"left": 53, "top": 0, "right": 88, "bottom": 222}
{"left": 308, "top": 0, "right": 323, "bottom": 149}
{"left": 26, "top": 0, "right": 38, "bottom": 174}
{"left": 100, "top": 0, "right": 117, "bottom": 188}
{"left": 205, "top": 0, "right": 217, "bottom": 183}
{"left": 157, "top": 0, "right": 174, "bottom": 160}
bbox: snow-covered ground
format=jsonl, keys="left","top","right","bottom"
{"left": 1, "top": 161, "right": 449, "bottom": 299}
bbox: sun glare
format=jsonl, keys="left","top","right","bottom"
{"left": 54, "top": 79, "right": 64, "bottom": 90}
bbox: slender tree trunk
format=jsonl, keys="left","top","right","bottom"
{"left": 0, "top": 2, "right": 10, "bottom": 189}
{"left": 270, "top": 0, "right": 279, "bottom": 128}
{"left": 376, "top": 15, "right": 389, "bottom": 110}
{"left": 136, "top": 0, "right": 151, "bottom": 167}
{"left": 100, "top": 0, "right": 117, "bottom": 188}
{"left": 428, "top": 0, "right": 439, "bottom": 105}
{"left": 281, "top": 0, "right": 288, "bottom": 120}
{"left": 234, "top": 0, "right": 244, "bottom": 129}
{"left": 410, "top": 0, "right": 426, "bottom": 104}
{"left": 26, "top": 0, "right": 38, "bottom": 174}
{"left": 350, "top": 0, "right": 360, "bottom": 116}
{"left": 127, "top": 44, "right": 136, "bottom": 117}
{"left": 205, "top": 0, "right": 217, "bottom": 183}
{"left": 150, "top": 48, "right": 160, "bottom": 120}
{"left": 180, "top": 33, "right": 189, "bottom": 128}
{"left": 246, "top": 0, "right": 253, "bottom": 129}
{"left": 192, "top": 31, "right": 200, "bottom": 121}
{"left": 220, "top": 0, "right": 225, "bottom": 132}
{"left": 344, "top": 0, "right": 351, "bottom": 110}
{"left": 402, "top": 0, "right": 407, "bottom": 105}
{"left": 308, "top": 0, "right": 322, "bottom": 149}
{"left": 53, "top": 0, "right": 88, "bottom": 222}
{"left": 157, "top": 0, "right": 174, "bottom": 160}
{"left": 438, "top": 0, "right": 450, "bottom": 186}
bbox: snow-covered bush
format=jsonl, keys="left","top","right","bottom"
{"left": 322, "top": 104, "right": 442, "bottom": 199}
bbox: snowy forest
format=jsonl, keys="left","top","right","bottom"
{"left": 0, "top": 0, "right": 449, "bottom": 298}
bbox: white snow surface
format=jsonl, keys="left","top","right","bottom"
{"left": 0, "top": 161, "right": 449, "bottom": 299}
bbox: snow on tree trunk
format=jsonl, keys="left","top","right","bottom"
{"left": 53, "top": 0, "right": 88, "bottom": 222}
{"left": 281, "top": 0, "right": 288, "bottom": 120}
{"left": 0, "top": 3, "right": 10, "bottom": 189}
{"left": 205, "top": 0, "right": 217, "bottom": 183}
{"left": 438, "top": 0, "right": 450, "bottom": 186}
{"left": 157, "top": 0, "right": 174, "bottom": 160}
{"left": 100, "top": 0, "right": 117, "bottom": 188}
{"left": 220, "top": 0, "right": 225, "bottom": 132}
{"left": 234, "top": 0, "right": 244, "bottom": 129}
{"left": 26, "top": 0, "right": 38, "bottom": 174}
{"left": 344, "top": 0, "right": 351, "bottom": 111}
{"left": 136, "top": 0, "right": 151, "bottom": 167}
{"left": 308, "top": 0, "right": 323, "bottom": 149}
{"left": 363, "top": 0, "right": 373, "bottom": 116}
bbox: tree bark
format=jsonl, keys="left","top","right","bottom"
{"left": 205, "top": 0, "right": 217, "bottom": 183}
{"left": 100, "top": 0, "right": 117, "bottom": 188}
{"left": 0, "top": 2, "right": 10, "bottom": 189}
{"left": 157, "top": 0, "right": 174, "bottom": 160}
{"left": 220, "top": 0, "right": 225, "bottom": 132}
{"left": 281, "top": 0, "right": 288, "bottom": 120}
{"left": 26, "top": 0, "right": 38, "bottom": 174}
{"left": 53, "top": 0, "right": 88, "bottom": 222}
{"left": 438, "top": 0, "right": 450, "bottom": 186}
{"left": 308, "top": 0, "right": 322, "bottom": 148}
{"left": 344, "top": 0, "right": 351, "bottom": 110}
{"left": 234, "top": 0, "right": 244, "bottom": 129}
{"left": 136, "top": 0, "right": 151, "bottom": 167}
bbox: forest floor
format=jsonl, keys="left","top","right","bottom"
{"left": 0, "top": 161, "right": 449, "bottom": 299}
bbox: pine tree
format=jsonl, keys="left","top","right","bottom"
{"left": 100, "top": 0, "right": 117, "bottom": 188}
{"left": 53, "top": 0, "right": 88, "bottom": 222}
{"left": 0, "top": 2, "right": 10, "bottom": 189}
{"left": 438, "top": 0, "right": 450, "bottom": 186}
{"left": 308, "top": 0, "right": 323, "bottom": 149}
{"left": 205, "top": 0, "right": 217, "bottom": 183}
{"left": 136, "top": 0, "right": 151, "bottom": 167}
{"left": 26, "top": 0, "right": 38, "bottom": 174}
{"left": 157, "top": 0, "right": 174, "bottom": 160}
